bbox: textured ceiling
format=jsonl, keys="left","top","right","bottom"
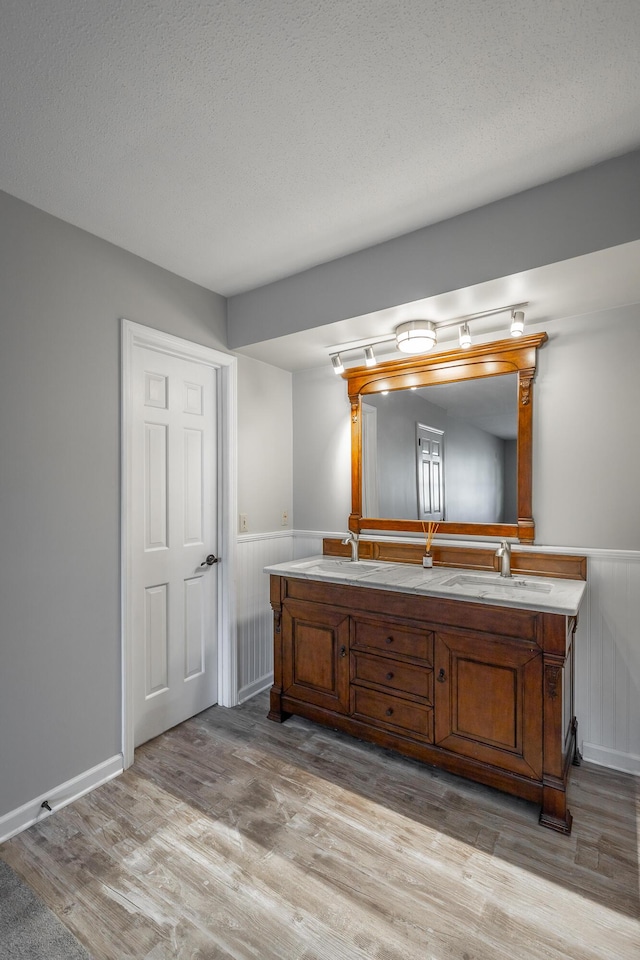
{"left": 2, "top": 0, "right": 640, "bottom": 296}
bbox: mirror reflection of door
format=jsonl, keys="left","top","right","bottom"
{"left": 416, "top": 423, "right": 445, "bottom": 522}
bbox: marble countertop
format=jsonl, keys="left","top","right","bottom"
{"left": 264, "top": 555, "right": 586, "bottom": 616}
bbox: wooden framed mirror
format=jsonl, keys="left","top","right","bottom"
{"left": 342, "top": 333, "right": 548, "bottom": 543}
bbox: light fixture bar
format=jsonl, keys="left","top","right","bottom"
{"left": 326, "top": 301, "right": 529, "bottom": 355}
{"left": 327, "top": 300, "right": 530, "bottom": 371}
{"left": 434, "top": 301, "right": 529, "bottom": 332}
{"left": 326, "top": 333, "right": 397, "bottom": 354}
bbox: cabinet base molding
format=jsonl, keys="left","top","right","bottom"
{"left": 277, "top": 694, "right": 552, "bottom": 806}
{"left": 539, "top": 806, "right": 573, "bottom": 835}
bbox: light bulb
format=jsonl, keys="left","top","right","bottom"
{"left": 510, "top": 311, "right": 525, "bottom": 338}
{"left": 395, "top": 320, "right": 437, "bottom": 354}
{"left": 459, "top": 322, "right": 472, "bottom": 349}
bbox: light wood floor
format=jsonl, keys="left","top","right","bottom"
{"left": 2, "top": 693, "right": 638, "bottom": 960}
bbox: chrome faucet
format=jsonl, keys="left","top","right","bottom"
{"left": 495, "top": 539, "right": 511, "bottom": 578}
{"left": 342, "top": 531, "right": 360, "bottom": 562}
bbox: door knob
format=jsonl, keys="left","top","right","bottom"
{"left": 200, "top": 554, "right": 220, "bottom": 567}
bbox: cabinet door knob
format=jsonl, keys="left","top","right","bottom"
{"left": 339, "top": 645, "right": 347, "bottom": 658}
{"left": 386, "top": 672, "right": 394, "bottom": 680}
{"left": 385, "top": 707, "right": 394, "bottom": 716}
{"left": 437, "top": 668, "right": 446, "bottom": 683}
{"left": 385, "top": 636, "right": 394, "bottom": 644}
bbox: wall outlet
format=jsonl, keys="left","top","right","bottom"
{"left": 281, "top": 510, "right": 289, "bottom": 526}
{"left": 239, "top": 513, "right": 248, "bottom": 533}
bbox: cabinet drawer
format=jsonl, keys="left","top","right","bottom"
{"left": 353, "top": 619, "right": 433, "bottom": 662}
{"left": 352, "top": 652, "right": 433, "bottom": 702}
{"left": 353, "top": 688, "right": 434, "bottom": 741}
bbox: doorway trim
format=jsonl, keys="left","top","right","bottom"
{"left": 121, "top": 319, "right": 238, "bottom": 768}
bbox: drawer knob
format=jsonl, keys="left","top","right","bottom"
{"left": 437, "top": 668, "right": 446, "bottom": 683}
{"left": 385, "top": 707, "right": 394, "bottom": 717}
{"left": 385, "top": 636, "right": 394, "bottom": 644}
{"left": 386, "top": 672, "right": 394, "bottom": 681}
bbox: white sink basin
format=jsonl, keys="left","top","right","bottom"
{"left": 441, "top": 574, "right": 553, "bottom": 595}
{"left": 292, "top": 558, "right": 383, "bottom": 578}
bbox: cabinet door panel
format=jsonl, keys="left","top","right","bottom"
{"left": 435, "top": 632, "right": 542, "bottom": 779}
{"left": 282, "top": 600, "right": 350, "bottom": 713}
{"left": 456, "top": 659, "right": 517, "bottom": 748}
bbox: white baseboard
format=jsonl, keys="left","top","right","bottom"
{"left": 238, "top": 672, "right": 273, "bottom": 704}
{"left": 581, "top": 743, "right": 640, "bottom": 777}
{"left": 0, "top": 754, "right": 123, "bottom": 844}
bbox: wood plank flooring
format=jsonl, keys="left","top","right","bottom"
{"left": 1, "top": 692, "right": 638, "bottom": 959}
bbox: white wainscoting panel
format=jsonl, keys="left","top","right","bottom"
{"left": 235, "top": 531, "right": 294, "bottom": 702}
{"left": 573, "top": 549, "right": 640, "bottom": 775}
{"left": 234, "top": 531, "right": 331, "bottom": 702}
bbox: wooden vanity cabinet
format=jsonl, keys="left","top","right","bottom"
{"left": 269, "top": 575, "right": 579, "bottom": 834}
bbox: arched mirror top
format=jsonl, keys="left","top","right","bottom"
{"left": 342, "top": 333, "right": 548, "bottom": 543}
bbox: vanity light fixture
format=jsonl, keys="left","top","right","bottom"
{"left": 459, "top": 322, "right": 472, "bottom": 349}
{"left": 327, "top": 301, "right": 529, "bottom": 372}
{"left": 510, "top": 310, "right": 525, "bottom": 337}
{"left": 395, "top": 319, "right": 437, "bottom": 354}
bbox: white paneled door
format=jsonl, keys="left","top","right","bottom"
{"left": 132, "top": 346, "right": 219, "bottom": 747}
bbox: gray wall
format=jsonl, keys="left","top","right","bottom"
{"left": 292, "top": 306, "right": 640, "bottom": 549}
{"left": 0, "top": 191, "right": 231, "bottom": 818}
{"left": 533, "top": 307, "right": 640, "bottom": 548}
{"left": 292, "top": 364, "right": 352, "bottom": 534}
{"left": 236, "top": 354, "right": 293, "bottom": 533}
{"left": 229, "top": 150, "right": 640, "bottom": 347}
